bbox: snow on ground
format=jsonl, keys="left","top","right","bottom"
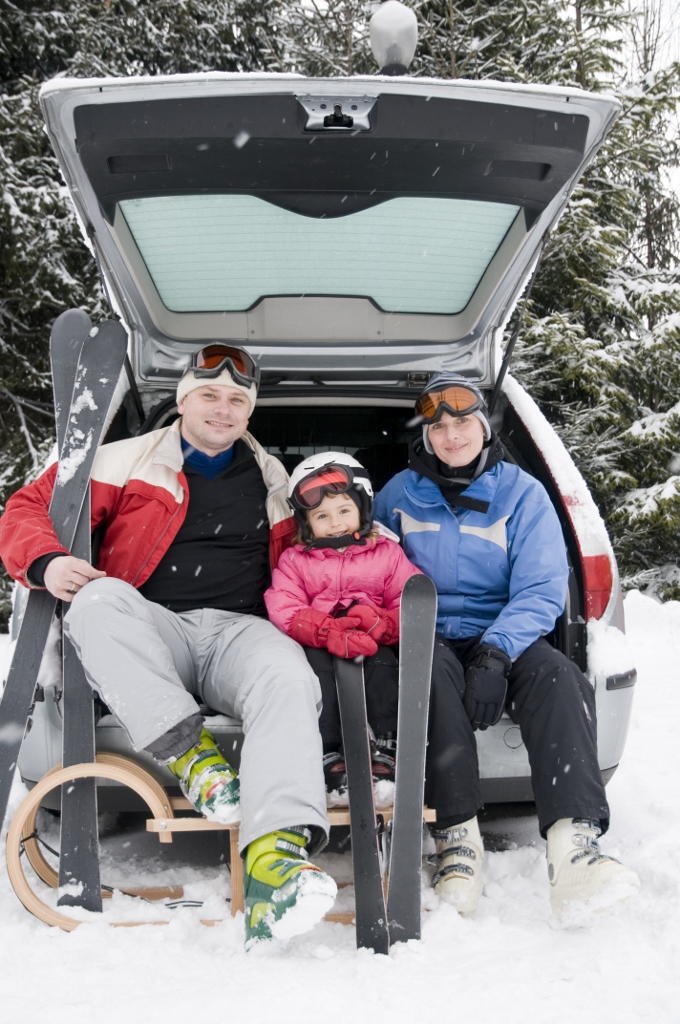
{"left": 1, "top": 591, "right": 679, "bottom": 1024}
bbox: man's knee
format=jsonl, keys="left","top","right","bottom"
{"left": 67, "top": 576, "right": 137, "bottom": 614}
{"left": 65, "top": 577, "right": 147, "bottom": 641}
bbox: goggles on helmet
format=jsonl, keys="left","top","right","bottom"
{"left": 414, "top": 384, "right": 484, "bottom": 424}
{"left": 190, "top": 344, "right": 260, "bottom": 388}
{"left": 291, "top": 463, "right": 358, "bottom": 512}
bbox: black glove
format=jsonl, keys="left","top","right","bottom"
{"left": 463, "top": 643, "right": 512, "bottom": 731}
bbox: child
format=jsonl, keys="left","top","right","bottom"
{"left": 264, "top": 452, "right": 421, "bottom": 801}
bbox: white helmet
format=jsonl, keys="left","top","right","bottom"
{"left": 288, "top": 451, "right": 374, "bottom": 547}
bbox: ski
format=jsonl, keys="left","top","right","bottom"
{"left": 51, "top": 309, "right": 92, "bottom": 453}
{"left": 0, "top": 315, "right": 128, "bottom": 841}
{"left": 333, "top": 655, "right": 389, "bottom": 954}
{"left": 58, "top": 484, "right": 102, "bottom": 911}
{"left": 386, "top": 573, "right": 437, "bottom": 943}
{"left": 35, "top": 308, "right": 102, "bottom": 909}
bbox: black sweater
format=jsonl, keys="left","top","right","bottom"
{"left": 139, "top": 440, "right": 270, "bottom": 615}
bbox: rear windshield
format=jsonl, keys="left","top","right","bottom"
{"left": 120, "top": 194, "right": 519, "bottom": 316}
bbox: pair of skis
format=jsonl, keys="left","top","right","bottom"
{"left": 334, "top": 573, "right": 437, "bottom": 953}
{"left": 0, "top": 309, "right": 128, "bottom": 912}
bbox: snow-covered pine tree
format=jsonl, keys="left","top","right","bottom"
{"left": 0, "top": 0, "right": 277, "bottom": 625}
{"left": 264, "top": 0, "right": 378, "bottom": 76}
{"left": 272, "top": 0, "right": 679, "bottom": 598}
{"left": 511, "top": 2, "right": 680, "bottom": 599}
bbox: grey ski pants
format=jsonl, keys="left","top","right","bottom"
{"left": 64, "top": 577, "right": 329, "bottom": 851}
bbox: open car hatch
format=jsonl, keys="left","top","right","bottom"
{"left": 40, "top": 74, "right": 619, "bottom": 386}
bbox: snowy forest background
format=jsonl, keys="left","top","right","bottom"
{"left": 0, "top": 0, "right": 679, "bottom": 628}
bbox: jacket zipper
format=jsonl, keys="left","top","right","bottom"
{"left": 131, "top": 499, "right": 184, "bottom": 587}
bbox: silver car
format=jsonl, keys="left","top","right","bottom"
{"left": 16, "top": 66, "right": 636, "bottom": 808}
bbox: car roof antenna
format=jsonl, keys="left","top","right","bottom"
{"left": 488, "top": 242, "right": 545, "bottom": 417}
{"left": 370, "top": 1, "right": 418, "bottom": 76}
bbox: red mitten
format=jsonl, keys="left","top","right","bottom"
{"left": 289, "top": 608, "right": 361, "bottom": 649}
{"left": 353, "top": 603, "right": 400, "bottom": 645}
{"left": 347, "top": 604, "right": 382, "bottom": 635}
{"left": 377, "top": 605, "right": 400, "bottom": 644}
{"left": 326, "top": 621, "right": 378, "bottom": 658}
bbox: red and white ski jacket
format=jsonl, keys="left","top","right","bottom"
{"left": 0, "top": 420, "right": 296, "bottom": 589}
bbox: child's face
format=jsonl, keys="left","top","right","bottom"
{"left": 307, "top": 492, "right": 361, "bottom": 540}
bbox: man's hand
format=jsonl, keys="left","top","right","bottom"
{"left": 463, "top": 643, "right": 512, "bottom": 730}
{"left": 43, "top": 556, "right": 106, "bottom": 602}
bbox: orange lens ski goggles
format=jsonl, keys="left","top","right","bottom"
{"left": 292, "top": 465, "right": 354, "bottom": 511}
{"left": 191, "top": 344, "right": 260, "bottom": 386}
{"left": 414, "top": 384, "right": 484, "bottom": 423}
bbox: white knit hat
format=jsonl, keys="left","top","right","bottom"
{"left": 176, "top": 366, "right": 258, "bottom": 414}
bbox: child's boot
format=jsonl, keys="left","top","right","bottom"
{"left": 372, "top": 732, "right": 397, "bottom": 783}
{"left": 322, "top": 749, "right": 348, "bottom": 798}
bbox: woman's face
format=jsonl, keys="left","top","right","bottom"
{"left": 427, "top": 410, "right": 485, "bottom": 468}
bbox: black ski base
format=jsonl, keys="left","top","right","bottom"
{"left": 386, "top": 574, "right": 437, "bottom": 944}
{"left": 334, "top": 655, "right": 389, "bottom": 954}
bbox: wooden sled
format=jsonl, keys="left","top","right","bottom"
{"left": 6, "top": 753, "right": 435, "bottom": 931}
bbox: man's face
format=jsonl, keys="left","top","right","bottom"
{"left": 177, "top": 384, "right": 251, "bottom": 455}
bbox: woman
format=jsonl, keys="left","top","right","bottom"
{"left": 374, "top": 372, "right": 639, "bottom": 917}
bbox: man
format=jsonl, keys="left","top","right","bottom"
{"left": 374, "top": 372, "right": 640, "bottom": 918}
{"left": 0, "top": 343, "right": 336, "bottom": 948}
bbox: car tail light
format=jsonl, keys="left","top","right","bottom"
{"left": 562, "top": 497, "right": 614, "bottom": 621}
{"left": 581, "top": 553, "right": 613, "bottom": 621}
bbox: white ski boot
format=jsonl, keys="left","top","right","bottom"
{"left": 430, "top": 816, "right": 484, "bottom": 913}
{"left": 547, "top": 818, "right": 640, "bottom": 916}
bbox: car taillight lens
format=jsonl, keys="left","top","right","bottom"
{"left": 582, "top": 553, "right": 613, "bottom": 621}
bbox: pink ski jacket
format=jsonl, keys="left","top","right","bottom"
{"left": 264, "top": 532, "right": 421, "bottom": 636}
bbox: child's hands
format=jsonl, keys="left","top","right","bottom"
{"left": 353, "top": 602, "right": 400, "bottom": 645}
{"left": 326, "top": 621, "right": 378, "bottom": 658}
{"left": 290, "top": 607, "right": 345, "bottom": 648}
{"left": 348, "top": 604, "right": 382, "bottom": 635}
{"left": 288, "top": 607, "right": 379, "bottom": 656}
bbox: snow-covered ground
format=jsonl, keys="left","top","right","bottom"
{"left": 1, "top": 590, "right": 679, "bottom": 1024}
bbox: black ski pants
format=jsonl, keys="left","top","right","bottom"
{"left": 426, "top": 635, "right": 610, "bottom": 837}
{"left": 304, "top": 645, "right": 399, "bottom": 751}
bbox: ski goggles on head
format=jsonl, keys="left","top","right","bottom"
{"left": 292, "top": 464, "right": 356, "bottom": 511}
{"left": 190, "top": 344, "right": 260, "bottom": 387}
{"left": 414, "top": 383, "right": 485, "bottom": 424}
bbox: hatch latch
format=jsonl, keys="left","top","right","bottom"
{"left": 297, "top": 94, "right": 376, "bottom": 131}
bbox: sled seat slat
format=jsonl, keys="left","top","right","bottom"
{"left": 146, "top": 806, "right": 437, "bottom": 916}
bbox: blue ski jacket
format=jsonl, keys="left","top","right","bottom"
{"left": 373, "top": 461, "right": 569, "bottom": 660}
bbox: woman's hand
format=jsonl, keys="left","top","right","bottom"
{"left": 463, "top": 643, "right": 512, "bottom": 730}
